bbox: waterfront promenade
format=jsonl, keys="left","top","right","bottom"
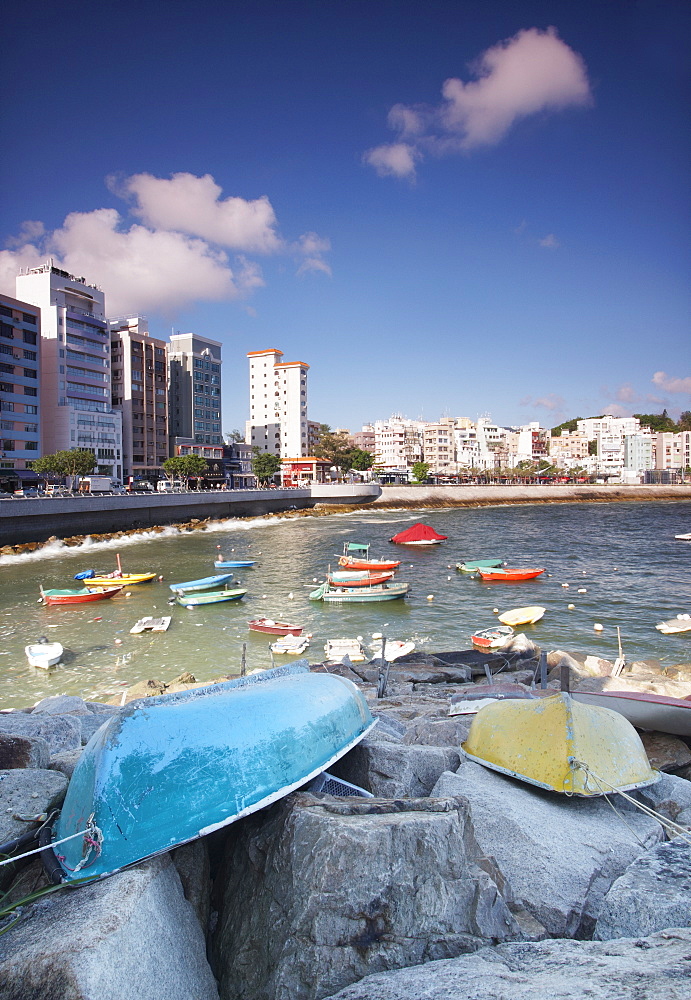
{"left": 372, "top": 482, "right": 691, "bottom": 508}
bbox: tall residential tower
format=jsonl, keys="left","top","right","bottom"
{"left": 246, "top": 349, "right": 309, "bottom": 457}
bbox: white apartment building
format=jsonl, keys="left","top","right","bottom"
{"left": 513, "top": 422, "right": 550, "bottom": 465}
{"left": 109, "top": 317, "right": 169, "bottom": 481}
{"left": 373, "top": 415, "right": 424, "bottom": 472}
{"left": 16, "top": 263, "right": 122, "bottom": 482}
{"left": 577, "top": 415, "right": 641, "bottom": 440}
{"left": 168, "top": 333, "right": 223, "bottom": 460}
{"left": 246, "top": 349, "right": 309, "bottom": 458}
{"left": 623, "top": 433, "right": 654, "bottom": 476}
{"left": 422, "top": 418, "right": 457, "bottom": 474}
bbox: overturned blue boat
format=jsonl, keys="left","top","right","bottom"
{"left": 45, "top": 664, "right": 375, "bottom": 883}
{"left": 169, "top": 573, "right": 233, "bottom": 593}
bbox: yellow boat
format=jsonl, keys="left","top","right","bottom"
{"left": 497, "top": 605, "right": 546, "bottom": 626}
{"left": 85, "top": 572, "right": 157, "bottom": 587}
{"left": 461, "top": 692, "right": 659, "bottom": 796}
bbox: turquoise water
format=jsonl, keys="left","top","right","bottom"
{"left": 1, "top": 500, "right": 689, "bottom": 709}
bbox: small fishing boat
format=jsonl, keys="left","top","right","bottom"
{"left": 449, "top": 684, "right": 536, "bottom": 716}
{"left": 572, "top": 690, "right": 691, "bottom": 738}
{"left": 470, "top": 625, "right": 515, "bottom": 649}
{"left": 43, "top": 664, "right": 375, "bottom": 883}
{"left": 461, "top": 692, "right": 659, "bottom": 796}
{"left": 76, "top": 555, "right": 156, "bottom": 588}
{"left": 498, "top": 606, "right": 546, "bottom": 626}
{"left": 129, "top": 616, "right": 172, "bottom": 634}
{"left": 270, "top": 634, "right": 310, "bottom": 655}
{"left": 40, "top": 585, "right": 123, "bottom": 606}
{"left": 369, "top": 638, "right": 415, "bottom": 661}
{"left": 248, "top": 618, "right": 303, "bottom": 636}
{"left": 25, "top": 638, "right": 64, "bottom": 669}
{"left": 327, "top": 570, "right": 395, "bottom": 587}
{"left": 389, "top": 523, "right": 447, "bottom": 545}
{"left": 325, "top": 638, "right": 366, "bottom": 662}
{"left": 456, "top": 559, "right": 504, "bottom": 573}
{"left": 176, "top": 588, "right": 247, "bottom": 607}
{"left": 477, "top": 567, "right": 545, "bottom": 582}
{"left": 309, "top": 581, "right": 410, "bottom": 603}
{"left": 169, "top": 574, "right": 233, "bottom": 594}
{"left": 655, "top": 614, "right": 691, "bottom": 635}
{"left": 214, "top": 559, "right": 256, "bottom": 568}
{"left": 337, "top": 543, "right": 401, "bottom": 573}
{"left": 674, "top": 532, "right": 691, "bottom": 541}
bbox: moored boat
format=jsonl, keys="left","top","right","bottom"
{"left": 41, "top": 585, "right": 123, "bottom": 606}
{"left": 248, "top": 618, "right": 303, "bottom": 636}
{"left": 674, "top": 532, "right": 691, "bottom": 541}
{"left": 498, "top": 606, "right": 546, "bottom": 626}
{"left": 461, "top": 692, "right": 659, "bottom": 796}
{"left": 309, "top": 581, "right": 410, "bottom": 603}
{"left": 327, "top": 570, "right": 395, "bottom": 587}
{"left": 76, "top": 555, "right": 156, "bottom": 588}
{"left": 25, "top": 638, "right": 64, "bottom": 668}
{"left": 477, "top": 567, "right": 545, "bottom": 582}
{"left": 337, "top": 542, "right": 401, "bottom": 573}
{"left": 169, "top": 574, "right": 233, "bottom": 593}
{"left": 470, "top": 625, "right": 515, "bottom": 649}
{"left": 389, "top": 523, "right": 447, "bottom": 545}
{"left": 44, "top": 664, "right": 376, "bottom": 882}
{"left": 176, "top": 587, "right": 247, "bottom": 607}
{"left": 456, "top": 559, "right": 504, "bottom": 572}
{"left": 214, "top": 559, "right": 256, "bottom": 568}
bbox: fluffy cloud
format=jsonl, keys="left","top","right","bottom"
{"left": 0, "top": 173, "right": 329, "bottom": 315}
{"left": 652, "top": 371, "right": 691, "bottom": 395}
{"left": 365, "top": 27, "right": 592, "bottom": 179}
{"left": 520, "top": 393, "right": 565, "bottom": 412}
{"left": 539, "top": 233, "right": 560, "bottom": 249}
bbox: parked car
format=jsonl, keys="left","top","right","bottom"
{"left": 127, "top": 480, "right": 155, "bottom": 493}
{"left": 13, "top": 488, "right": 45, "bottom": 498}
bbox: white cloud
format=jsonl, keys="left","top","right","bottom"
{"left": 520, "top": 393, "right": 565, "bottom": 412}
{"left": 0, "top": 173, "right": 330, "bottom": 315}
{"left": 652, "top": 371, "right": 691, "bottom": 395}
{"left": 365, "top": 27, "right": 592, "bottom": 178}
{"left": 117, "top": 172, "right": 283, "bottom": 253}
{"left": 539, "top": 233, "right": 560, "bottom": 249}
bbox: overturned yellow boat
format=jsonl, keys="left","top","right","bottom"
{"left": 461, "top": 692, "right": 659, "bottom": 796}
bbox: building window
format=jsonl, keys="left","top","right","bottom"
{"left": 23, "top": 331, "right": 37, "bottom": 345}
{"left": 25, "top": 440, "right": 38, "bottom": 450}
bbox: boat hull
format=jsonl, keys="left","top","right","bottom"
{"left": 49, "top": 665, "right": 375, "bottom": 882}
{"left": 498, "top": 606, "right": 546, "bottom": 626}
{"left": 471, "top": 626, "right": 514, "bottom": 648}
{"left": 328, "top": 571, "right": 395, "bottom": 587}
{"left": 25, "top": 642, "right": 63, "bottom": 668}
{"left": 248, "top": 618, "right": 303, "bottom": 636}
{"left": 310, "top": 582, "right": 410, "bottom": 602}
{"left": 338, "top": 557, "right": 401, "bottom": 572}
{"left": 214, "top": 560, "right": 256, "bottom": 568}
{"left": 84, "top": 573, "right": 156, "bottom": 586}
{"left": 169, "top": 574, "right": 233, "bottom": 593}
{"left": 573, "top": 690, "right": 691, "bottom": 738}
{"left": 457, "top": 560, "right": 503, "bottom": 572}
{"left": 176, "top": 588, "right": 247, "bottom": 606}
{"left": 477, "top": 568, "right": 545, "bottom": 582}
{"left": 41, "top": 586, "right": 123, "bottom": 605}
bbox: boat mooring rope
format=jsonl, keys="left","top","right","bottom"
{"left": 0, "top": 816, "right": 102, "bottom": 870}
{"left": 567, "top": 758, "right": 691, "bottom": 847}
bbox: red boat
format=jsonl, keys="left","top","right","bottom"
{"left": 477, "top": 568, "right": 545, "bottom": 582}
{"left": 248, "top": 618, "right": 303, "bottom": 636}
{"left": 40, "top": 585, "right": 124, "bottom": 606}
{"left": 328, "top": 571, "right": 395, "bottom": 587}
{"left": 338, "top": 557, "right": 401, "bottom": 572}
{"left": 389, "top": 523, "right": 447, "bottom": 545}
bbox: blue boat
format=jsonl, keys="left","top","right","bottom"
{"left": 44, "top": 664, "right": 375, "bottom": 883}
{"left": 176, "top": 587, "right": 246, "bottom": 606}
{"left": 169, "top": 573, "right": 233, "bottom": 593}
{"left": 214, "top": 559, "right": 256, "bottom": 568}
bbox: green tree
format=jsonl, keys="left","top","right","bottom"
{"left": 550, "top": 417, "right": 583, "bottom": 437}
{"left": 252, "top": 448, "right": 282, "bottom": 485}
{"left": 411, "top": 461, "right": 430, "bottom": 483}
{"left": 348, "top": 449, "right": 374, "bottom": 472}
{"left": 163, "top": 454, "right": 208, "bottom": 486}
{"left": 313, "top": 431, "right": 353, "bottom": 475}
{"left": 31, "top": 449, "right": 96, "bottom": 486}
{"left": 679, "top": 411, "right": 691, "bottom": 431}
{"left": 633, "top": 410, "right": 679, "bottom": 433}
{"left": 225, "top": 429, "right": 245, "bottom": 443}
{"left": 588, "top": 440, "right": 598, "bottom": 455}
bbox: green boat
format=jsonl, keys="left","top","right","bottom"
{"left": 43, "top": 664, "right": 375, "bottom": 883}
{"left": 176, "top": 587, "right": 247, "bottom": 606}
{"left": 456, "top": 559, "right": 504, "bottom": 573}
{"left": 309, "top": 581, "right": 410, "bottom": 603}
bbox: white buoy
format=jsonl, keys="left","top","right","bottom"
{"left": 447, "top": 576, "right": 451, "bottom": 581}
{"left": 427, "top": 594, "right": 434, "bottom": 600}
{"left": 115, "top": 638, "right": 122, "bottom": 645}
{"left": 577, "top": 588, "right": 587, "bottom": 594}
{"left": 288, "top": 592, "right": 294, "bottom": 599}
{"left": 493, "top": 608, "right": 499, "bottom": 614}
{"left": 568, "top": 603, "right": 575, "bottom": 610}
{"left": 561, "top": 583, "right": 569, "bottom": 588}
{"left": 125, "top": 592, "right": 132, "bottom": 597}
{"left": 594, "top": 623, "right": 604, "bottom": 631}
{"left": 372, "top": 632, "right": 382, "bottom": 639}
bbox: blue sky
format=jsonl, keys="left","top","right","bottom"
{"left": 1, "top": 0, "right": 689, "bottom": 434}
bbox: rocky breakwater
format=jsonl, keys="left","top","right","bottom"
{"left": 0, "top": 639, "right": 690, "bottom": 1000}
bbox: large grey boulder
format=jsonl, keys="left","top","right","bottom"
{"left": 0, "top": 732, "right": 49, "bottom": 769}
{"left": 0, "top": 854, "right": 219, "bottom": 1000}
{"left": 0, "top": 713, "right": 81, "bottom": 754}
{"left": 595, "top": 837, "right": 691, "bottom": 939}
{"left": 401, "top": 716, "right": 471, "bottom": 747}
{"left": 432, "top": 763, "right": 663, "bottom": 938}
{"left": 332, "top": 739, "right": 460, "bottom": 797}
{"left": 634, "top": 772, "right": 691, "bottom": 831}
{"left": 32, "top": 695, "right": 91, "bottom": 716}
{"left": 323, "top": 928, "right": 691, "bottom": 999}
{"left": 214, "top": 792, "right": 519, "bottom": 1000}
{"left": 0, "top": 768, "right": 68, "bottom": 845}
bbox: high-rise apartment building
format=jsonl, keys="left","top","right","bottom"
{"left": 246, "top": 349, "right": 309, "bottom": 457}
{"left": 109, "top": 317, "right": 169, "bottom": 481}
{"left": 168, "top": 332, "right": 223, "bottom": 460}
{"left": 16, "top": 263, "right": 122, "bottom": 481}
{"left": 0, "top": 293, "right": 41, "bottom": 488}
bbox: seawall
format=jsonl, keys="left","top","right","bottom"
{"left": 371, "top": 483, "right": 691, "bottom": 509}
{"left": 0, "top": 483, "right": 381, "bottom": 546}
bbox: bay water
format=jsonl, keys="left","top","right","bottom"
{"left": 1, "top": 500, "right": 689, "bottom": 710}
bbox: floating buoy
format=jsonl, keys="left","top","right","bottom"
{"left": 568, "top": 603, "right": 575, "bottom": 610}
{"left": 493, "top": 608, "right": 499, "bottom": 614}
{"left": 447, "top": 576, "right": 451, "bottom": 581}
{"left": 125, "top": 592, "right": 132, "bottom": 597}
{"left": 561, "top": 583, "right": 569, "bottom": 588}
{"left": 262, "top": 594, "right": 267, "bottom": 598}
{"left": 158, "top": 575, "right": 163, "bottom": 582}
{"left": 427, "top": 594, "right": 434, "bottom": 600}
{"left": 114, "top": 638, "right": 122, "bottom": 645}
{"left": 577, "top": 588, "right": 587, "bottom": 594}
{"left": 594, "top": 623, "right": 604, "bottom": 631}
{"left": 372, "top": 632, "right": 382, "bottom": 639}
